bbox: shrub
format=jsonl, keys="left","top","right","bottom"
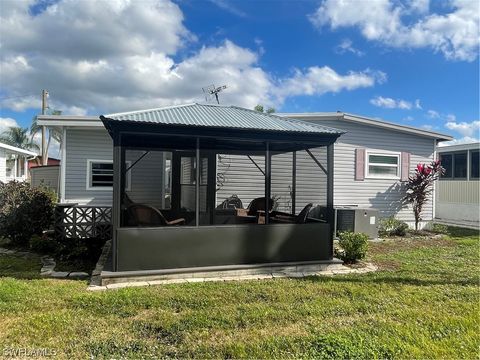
{"left": 336, "top": 231, "right": 369, "bottom": 263}
{"left": 379, "top": 217, "right": 409, "bottom": 237}
{"left": 431, "top": 223, "right": 449, "bottom": 234}
{"left": 29, "top": 234, "right": 59, "bottom": 254}
{"left": 0, "top": 181, "right": 55, "bottom": 246}
{"left": 404, "top": 161, "right": 444, "bottom": 230}
{"left": 55, "top": 237, "right": 107, "bottom": 272}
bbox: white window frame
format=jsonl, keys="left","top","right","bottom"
{"left": 365, "top": 150, "right": 401, "bottom": 180}
{"left": 86, "top": 159, "right": 131, "bottom": 191}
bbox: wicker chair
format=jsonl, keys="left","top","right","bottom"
{"left": 126, "top": 204, "right": 185, "bottom": 227}
{"left": 246, "top": 197, "right": 275, "bottom": 216}
{"left": 271, "top": 203, "right": 313, "bottom": 224}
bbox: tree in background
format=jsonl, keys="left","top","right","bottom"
{"left": 404, "top": 160, "right": 444, "bottom": 231}
{"left": 0, "top": 127, "right": 39, "bottom": 151}
{"left": 30, "top": 111, "right": 62, "bottom": 163}
{"left": 254, "top": 104, "right": 275, "bottom": 114}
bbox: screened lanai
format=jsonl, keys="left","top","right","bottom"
{"left": 100, "top": 104, "right": 344, "bottom": 273}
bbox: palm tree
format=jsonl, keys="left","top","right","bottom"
{"left": 0, "top": 126, "right": 39, "bottom": 151}
{"left": 30, "top": 112, "right": 62, "bottom": 164}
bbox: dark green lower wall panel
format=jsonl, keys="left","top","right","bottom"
{"left": 116, "top": 223, "right": 332, "bottom": 271}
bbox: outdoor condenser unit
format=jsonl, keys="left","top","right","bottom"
{"left": 335, "top": 206, "right": 379, "bottom": 239}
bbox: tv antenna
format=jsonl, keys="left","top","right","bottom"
{"left": 202, "top": 84, "right": 227, "bottom": 104}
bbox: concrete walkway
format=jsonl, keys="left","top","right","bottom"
{"left": 88, "top": 262, "right": 378, "bottom": 291}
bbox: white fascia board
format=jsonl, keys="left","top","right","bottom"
{"left": 437, "top": 142, "right": 480, "bottom": 152}
{"left": 36, "top": 115, "right": 103, "bottom": 127}
{"left": 277, "top": 112, "right": 453, "bottom": 141}
{"left": 0, "top": 142, "right": 38, "bottom": 156}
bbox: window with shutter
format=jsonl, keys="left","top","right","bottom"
{"left": 364, "top": 150, "right": 401, "bottom": 179}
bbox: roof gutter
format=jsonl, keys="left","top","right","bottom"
{"left": 279, "top": 112, "right": 453, "bottom": 141}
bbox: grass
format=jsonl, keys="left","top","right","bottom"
{"left": 0, "top": 227, "right": 478, "bottom": 359}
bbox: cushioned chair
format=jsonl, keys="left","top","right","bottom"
{"left": 126, "top": 204, "right": 185, "bottom": 227}
{"left": 271, "top": 203, "right": 313, "bottom": 224}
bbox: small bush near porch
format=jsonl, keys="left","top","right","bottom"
{"left": 0, "top": 227, "right": 478, "bottom": 359}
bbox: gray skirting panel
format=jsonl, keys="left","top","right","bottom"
{"left": 116, "top": 223, "right": 332, "bottom": 271}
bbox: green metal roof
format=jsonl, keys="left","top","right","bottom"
{"left": 103, "top": 103, "right": 344, "bottom": 135}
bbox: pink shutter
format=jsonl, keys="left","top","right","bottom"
{"left": 355, "top": 148, "right": 365, "bottom": 181}
{"left": 401, "top": 152, "right": 410, "bottom": 181}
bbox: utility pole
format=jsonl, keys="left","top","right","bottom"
{"left": 41, "top": 89, "right": 48, "bottom": 165}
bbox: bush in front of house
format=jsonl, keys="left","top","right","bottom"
{"left": 404, "top": 161, "right": 444, "bottom": 230}
{"left": 336, "top": 231, "right": 369, "bottom": 263}
{"left": 54, "top": 236, "right": 107, "bottom": 272}
{"left": 431, "top": 223, "right": 449, "bottom": 234}
{"left": 0, "top": 181, "right": 55, "bottom": 246}
{"left": 379, "top": 217, "right": 409, "bottom": 237}
{"left": 29, "top": 234, "right": 59, "bottom": 254}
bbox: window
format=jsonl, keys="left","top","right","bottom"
{"left": 471, "top": 150, "right": 479, "bottom": 179}
{"left": 439, "top": 151, "right": 468, "bottom": 180}
{"left": 440, "top": 153, "right": 453, "bottom": 178}
{"left": 87, "top": 160, "right": 130, "bottom": 190}
{"left": 453, "top": 152, "right": 467, "bottom": 178}
{"left": 365, "top": 152, "right": 400, "bottom": 179}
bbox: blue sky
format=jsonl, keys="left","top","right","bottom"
{"left": 0, "top": 0, "right": 479, "bottom": 149}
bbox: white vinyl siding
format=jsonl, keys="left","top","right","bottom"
{"left": 65, "top": 129, "right": 113, "bottom": 205}
{"left": 301, "top": 118, "right": 435, "bottom": 227}
{"left": 65, "top": 129, "right": 165, "bottom": 207}
{"left": 63, "top": 120, "right": 436, "bottom": 228}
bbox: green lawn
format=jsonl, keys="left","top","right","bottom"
{"left": 0, "top": 229, "right": 479, "bottom": 359}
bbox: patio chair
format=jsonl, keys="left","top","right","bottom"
{"left": 126, "top": 204, "right": 185, "bottom": 227}
{"left": 271, "top": 203, "right": 313, "bottom": 224}
{"left": 246, "top": 197, "right": 275, "bottom": 216}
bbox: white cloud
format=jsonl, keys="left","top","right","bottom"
{"left": 0, "top": 0, "right": 386, "bottom": 115}
{"left": 445, "top": 114, "right": 456, "bottom": 122}
{"left": 403, "top": 116, "right": 414, "bottom": 121}
{"left": 335, "top": 39, "right": 365, "bottom": 56}
{"left": 274, "top": 67, "right": 385, "bottom": 103}
{"left": 408, "top": 0, "right": 430, "bottom": 14}
{"left": 415, "top": 99, "right": 422, "bottom": 109}
{"left": 309, "top": 0, "right": 480, "bottom": 61}
{"left": 0, "top": 117, "right": 20, "bottom": 135}
{"left": 209, "top": 0, "right": 246, "bottom": 17}
{"left": 421, "top": 124, "right": 433, "bottom": 130}
{"left": 427, "top": 109, "right": 440, "bottom": 118}
{"left": 370, "top": 96, "right": 413, "bottom": 109}
{"left": 438, "top": 136, "right": 479, "bottom": 147}
{"left": 445, "top": 120, "right": 480, "bottom": 137}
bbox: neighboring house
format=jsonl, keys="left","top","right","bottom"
{"left": 436, "top": 142, "right": 479, "bottom": 228}
{"left": 30, "top": 165, "right": 60, "bottom": 195}
{"left": 0, "top": 142, "right": 38, "bottom": 183}
{"left": 28, "top": 156, "right": 60, "bottom": 169}
{"left": 37, "top": 105, "right": 452, "bottom": 229}
{"left": 29, "top": 156, "right": 61, "bottom": 194}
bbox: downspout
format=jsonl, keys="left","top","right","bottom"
{"left": 26, "top": 154, "right": 38, "bottom": 183}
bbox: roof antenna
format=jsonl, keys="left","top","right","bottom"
{"left": 202, "top": 84, "right": 227, "bottom": 104}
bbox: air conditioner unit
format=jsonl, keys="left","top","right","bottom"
{"left": 335, "top": 206, "right": 379, "bottom": 239}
